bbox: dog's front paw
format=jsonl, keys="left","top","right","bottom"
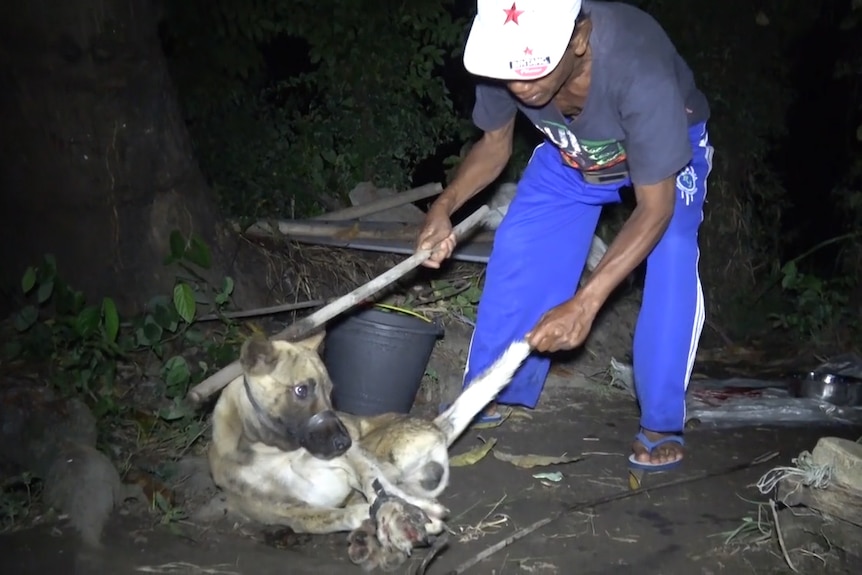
{"left": 347, "top": 519, "right": 384, "bottom": 571}
{"left": 348, "top": 517, "right": 410, "bottom": 573}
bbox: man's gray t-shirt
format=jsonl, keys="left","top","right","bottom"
{"left": 472, "top": 0, "right": 710, "bottom": 187}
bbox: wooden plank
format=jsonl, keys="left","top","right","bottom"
{"left": 777, "top": 475, "right": 862, "bottom": 528}
{"left": 776, "top": 507, "right": 862, "bottom": 563}
{"left": 244, "top": 219, "right": 410, "bottom": 239}
{"left": 311, "top": 182, "right": 442, "bottom": 222}
{"left": 240, "top": 218, "right": 497, "bottom": 245}
{"left": 282, "top": 235, "right": 495, "bottom": 264}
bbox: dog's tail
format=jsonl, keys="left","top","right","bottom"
{"left": 433, "top": 340, "right": 532, "bottom": 447}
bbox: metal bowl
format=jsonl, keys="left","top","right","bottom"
{"left": 795, "top": 371, "right": 862, "bottom": 407}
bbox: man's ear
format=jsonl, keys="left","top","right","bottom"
{"left": 570, "top": 17, "right": 592, "bottom": 57}
{"left": 239, "top": 336, "right": 279, "bottom": 377}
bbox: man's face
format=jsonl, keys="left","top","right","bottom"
{"left": 504, "top": 44, "right": 573, "bottom": 108}
{"left": 504, "top": 17, "right": 592, "bottom": 110}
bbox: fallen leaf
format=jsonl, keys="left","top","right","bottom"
{"left": 532, "top": 471, "right": 563, "bottom": 482}
{"left": 450, "top": 437, "right": 498, "bottom": 467}
{"left": 755, "top": 11, "right": 770, "bottom": 26}
{"left": 493, "top": 450, "right": 583, "bottom": 469}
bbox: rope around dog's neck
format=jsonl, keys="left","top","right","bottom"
{"left": 242, "top": 375, "right": 286, "bottom": 439}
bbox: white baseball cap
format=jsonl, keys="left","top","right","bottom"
{"left": 463, "top": 0, "right": 583, "bottom": 81}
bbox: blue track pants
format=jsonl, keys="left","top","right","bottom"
{"left": 463, "top": 122, "right": 714, "bottom": 433}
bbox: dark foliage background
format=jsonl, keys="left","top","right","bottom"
{"left": 158, "top": 0, "right": 862, "bottom": 347}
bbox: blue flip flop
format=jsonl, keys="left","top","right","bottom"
{"left": 438, "top": 403, "right": 503, "bottom": 425}
{"left": 627, "top": 431, "right": 685, "bottom": 472}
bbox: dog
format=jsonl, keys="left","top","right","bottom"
{"left": 207, "top": 330, "right": 530, "bottom": 571}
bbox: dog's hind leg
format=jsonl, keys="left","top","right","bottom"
{"left": 345, "top": 447, "right": 448, "bottom": 520}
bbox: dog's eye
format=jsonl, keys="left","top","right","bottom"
{"left": 294, "top": 384, "right": 308, "bottom": 399}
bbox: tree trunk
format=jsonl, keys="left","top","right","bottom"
{"left": 0, "top": 0, "right": 267, "bottom": 317}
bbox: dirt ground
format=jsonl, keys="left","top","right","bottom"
{"left": 3, "top": 386, "right": 860, "bottom": 575}
{"left": 2, "top": 301, "right": 861, "bottom": 575}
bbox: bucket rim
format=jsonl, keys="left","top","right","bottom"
{"left": 342, "top": 304, "right": 444, "bottom": 337}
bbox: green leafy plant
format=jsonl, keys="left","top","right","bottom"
{"left": 768, "top": 260, "right": 856, "bottom": 341}
{"left": 6, "top": 232, "right": 240, "bottom": 422}
{"left": 162, "top": 0, "right": 469, "bottom": 220}
{"left": 0, "top": 473, "right": 38, "bottom": 532}
{"left": 428, "top": 278, "right": 484, "bottom": 323}
{"left": 128, "top": 230, "right": 240, "bottom": 420}
{"left": 388, "top": 277, "right": 485, "bottom": 325}
{"left": 9, "top": 254, "right": 126, "bottom": 414}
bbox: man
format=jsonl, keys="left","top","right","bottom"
{"left": 416, "top": 0, "right": 713, "bottom": 472}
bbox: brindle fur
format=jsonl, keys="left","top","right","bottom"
{"left": 208, "top": 331, "right": 530, "bottom": 569}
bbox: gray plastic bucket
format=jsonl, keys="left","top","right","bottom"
{"left": 322, "top": 306, "right": 444, "bottom": 416}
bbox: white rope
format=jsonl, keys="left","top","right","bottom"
{"left": 755, "top": 450, "right": 832, "bottom": 495}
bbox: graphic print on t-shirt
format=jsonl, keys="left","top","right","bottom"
{"left": 536, "top": 119, "right": 627, "bottom": 172}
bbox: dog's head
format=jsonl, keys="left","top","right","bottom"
{"left": 239, "top": 331, "right": 352, "bottom": 460}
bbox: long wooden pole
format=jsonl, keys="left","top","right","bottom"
{"left": 311, "top": 182, "right": 442, "bottom": 222}
{"left": 186, "top": 204, "right": 490, "bottom": 405}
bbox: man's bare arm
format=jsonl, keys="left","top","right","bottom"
{"left": 433, "top": 117, "right": 516, "bottom": 216}
{"left": 576, "top": 176, "right": 677, "bottom": 313}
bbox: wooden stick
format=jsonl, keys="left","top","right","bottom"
{"left": 312, "top": 182, "right": 443, "bottom": 222}
{"left": 186, "top": 204, "right": 490, "bottom": 405}
{"left": 196, "top": 299, "right": 328, "bottom": 322}
{"left": 443, "top": 451, "right": 780, "bottom": 575}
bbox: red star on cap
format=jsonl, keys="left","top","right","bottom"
{"left": 523, "top": 46, "right": 533, "bottom": 55}
{"left": 503, "top": 2, "right": 524, "bottom": 25}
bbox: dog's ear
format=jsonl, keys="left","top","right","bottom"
{"left": 295, "top": 329, "right": 326, "bottom": 353}
{"left": 240, "top": 336, "right": 279, "bottom": 377}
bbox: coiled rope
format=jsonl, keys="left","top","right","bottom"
{"left": 755, "top": 450, "right": 832, "bottom": 495}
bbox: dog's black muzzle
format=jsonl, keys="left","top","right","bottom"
{"left": 299, "top": 409, "right": 352, "bottom": 459}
